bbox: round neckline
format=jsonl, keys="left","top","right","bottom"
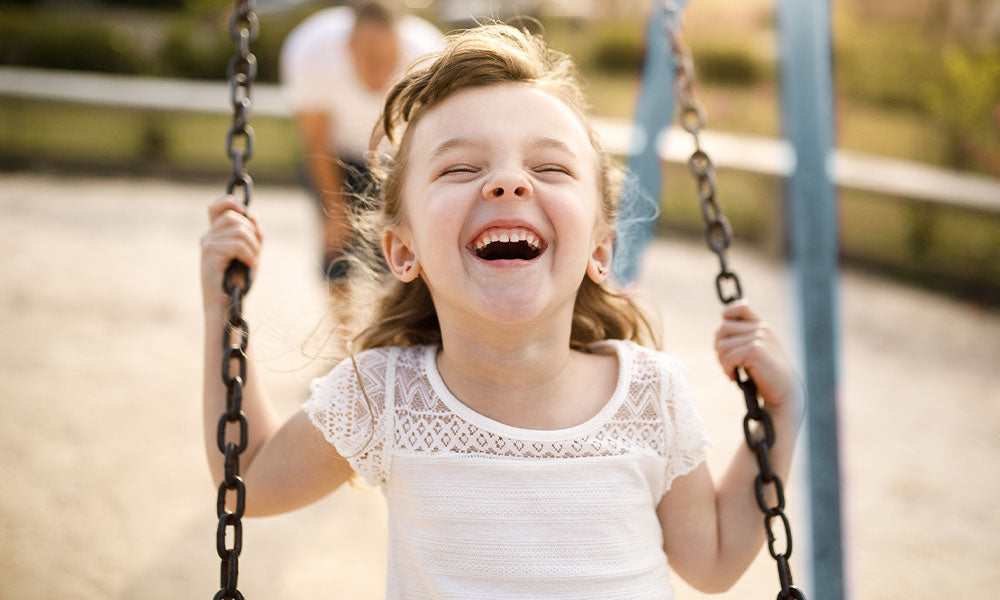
{"left": 422, "top": 339, "right": 631, "bottom": 441}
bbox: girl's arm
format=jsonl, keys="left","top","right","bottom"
{"left": 201, "top": 195, "right": 353, "bottom": 517}
{"left": 656, "top": 300, "right": 804, "bottom": 593}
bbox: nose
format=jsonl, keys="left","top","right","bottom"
{"left": 483, "top": 169, "right": 532, "bottom": 200}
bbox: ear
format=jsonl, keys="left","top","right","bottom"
{"left": 586, "top": 228, "right": 615, "bottom": 284}
{"left": 382, "top": 225, "right": 421, "bottom": 282}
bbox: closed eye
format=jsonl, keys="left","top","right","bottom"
{"left": 440, "top": 165, "right": 479, "bottom": 176}
{"left": 534, "top": 164, "right": 573, "bottom": 176}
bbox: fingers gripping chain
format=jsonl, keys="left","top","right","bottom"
{"left": 215, "top": 2, "right": 257, "bottom": 599}
{"left": 659, "top": 2, "right": 804, "bottom": 598}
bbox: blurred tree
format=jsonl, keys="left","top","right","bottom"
{"left": 181, "top": 0, "right": 229, "bottom": 16}
{"left": 922, "top": 45, "right": 1000, "bottom": 170}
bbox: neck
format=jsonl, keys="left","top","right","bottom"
{"left": 435, "top": 308, "right": 578, "bottom": 412}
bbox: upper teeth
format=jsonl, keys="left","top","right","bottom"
{"left": 473, "top": 228, "right": 540, "bottom": 251}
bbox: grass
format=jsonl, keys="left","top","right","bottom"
{"left": 0, "top": 98, "right": 299, "bottom": 179}
{"left": 836, "top": 102, "right": 950, "bottom": 166}
{"left": 0, "top": 99, "right": 147, "bottom": 162}
{"left": 838, "top": 189, "right": 1000, "bottom": 298}
{"left": 658, "top": 163, "right": 778, "bottom": 244}
{"left": 658, "top": 162, "right": 1000, "bottom": 302}
{"left": 164, "top": 112, "right": 298, "bottom": 175}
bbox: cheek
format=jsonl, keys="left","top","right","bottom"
{"left": 424, "top": 178, "right": 475, "bottom": 221}
{"left": 400, "top": 189, "right": 466, "bottom": 263}
{"left": 554, "top": 187, "right": 603, "bottom": 237}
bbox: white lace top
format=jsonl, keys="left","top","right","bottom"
{"left": 302, "top": 339, "right": 710, "bottom": 599}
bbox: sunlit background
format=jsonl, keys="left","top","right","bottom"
{"left": 1, "top": 1, "right": 998, "bottom": 599}
{"left": 2, "top": 0, "right": 998, "bottom": 293}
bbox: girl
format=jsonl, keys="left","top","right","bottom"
{"left": 201, "top": 24, "right": 802, "bottom": 599}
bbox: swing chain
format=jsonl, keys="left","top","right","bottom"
{"left": 215, "top": 2, "right": 257, "bottom": 599}
{"left": 225, "top": 0, "right": 257, "bottom": 208}
{"left": 660, "top": 3, "right": 804, "bottom": 599}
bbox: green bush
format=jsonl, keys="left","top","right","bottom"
{"left": 0, "top": 4, "right": 314, "bottom": 82}
{"left": 0, "top": 12, "right": 147, "bottom": 74}
{"left": 692, "top": 44, "right": 768, "bottom": 86}
{"left": 589, "top": 23, "right": 644, "bottom": 74}
{"left": 153, "top": 7, "right": 311, "bottom": 82}
{"left": 159, "top": 19, "right": 232, "bottom": 80}
{"left": 922, "top": 45, "right": 1000, "bottom": 170}
{"left": 833, "top": 20, "right": 939, "bottom": 110}
{"left": 159, "top": 8, "right": 309, "bottom": 82}
{"left": 586, "top": 22, "right": 768, "bottom": 85}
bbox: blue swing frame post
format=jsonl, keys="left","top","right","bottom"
{"left": 618, "top": 1, "right": 845, "bottom": 597}
{"left": 776, "top": 0, "right": 845, "bottom": 598}
{"left": 612, "top": 3, "right": 682, "bottom": 285}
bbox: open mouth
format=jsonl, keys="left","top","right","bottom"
{"left": 472, "top": 227, "right": 543, "bottom": 261}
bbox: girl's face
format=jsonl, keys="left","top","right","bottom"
{"left": 382, "top": 83, "right": 613, "bottom": 330}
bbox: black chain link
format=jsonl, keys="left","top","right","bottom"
{"left": 660, "top": 3, "right": 804, "bottom": 598}
{"left": 215, "top": 2, "right": 257, "bottom": 599}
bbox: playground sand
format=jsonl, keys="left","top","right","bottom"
{"left": 1, "top": 174, "right": 997, "bottom": 599}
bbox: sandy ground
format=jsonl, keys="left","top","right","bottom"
{"left": 1, "top": 173, "right": 997, "bottom": 599}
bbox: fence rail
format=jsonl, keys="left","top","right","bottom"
{"left": 2, "top": 66, "right": 999, "bottom": 214}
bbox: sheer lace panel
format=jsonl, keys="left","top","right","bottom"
{"left": 656, "top": 354, "right": 712, "bottom": 490}
{"left": 302, "top": 347, "right": 398, "bottom": 486}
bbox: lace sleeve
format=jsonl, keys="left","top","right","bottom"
{"left": 659, "top": 356, "right": 712, "bottom": 493}
{"left": 300, "top": 348, "right": 394, "bottom": 487}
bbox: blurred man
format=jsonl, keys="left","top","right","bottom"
{"left": 280, "top": 1, "right": 443, "bottom": 281}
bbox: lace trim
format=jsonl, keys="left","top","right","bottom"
{"left": 422, "top": 341, "right": 631, "bottom": 441}
{"left": 303, "top": 341, "right": 710, "bottom": 491}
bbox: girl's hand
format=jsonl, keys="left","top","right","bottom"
{"left": 714, "top": 300, "right": 801, "bottom": 412}
{"left": 200, "top": 195, "right": 264, "bottom": 309}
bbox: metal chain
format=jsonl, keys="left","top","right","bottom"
{"left": 215, "top": 2, "right": 257, "bottom": 599}
{"left": 659, "top": 3, "right": 804, "bottom": 599}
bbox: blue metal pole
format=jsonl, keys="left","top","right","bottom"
{"left": 613, "top": 2, "right": 687, "bottom": 284}
{"left": 776, "top": 0, "right": 845, "bottom": 597}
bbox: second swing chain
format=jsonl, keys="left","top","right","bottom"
{"left": 660, "top": 2, "right": 805, "bottom": 599}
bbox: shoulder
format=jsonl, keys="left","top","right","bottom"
{"left": 302, "top": 345, "right": 406, "bottom": 487}
{"left": 308, "top": 346, "right": 402, "bottom": 398}
{"left": 281, "top": 8, "right": 353, "bottom": 61}
{"left": 606, "top": 341, "right": 697, "bottom": 423}
{"left": 595, "top": 339, "right": 689, "bottom": 386}
{"left": 290, "top": 7, "right": 354, "bottom": 41}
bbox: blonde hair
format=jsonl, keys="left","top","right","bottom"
{"left": 346, "top": 24, "right": 660, "bottom": 353}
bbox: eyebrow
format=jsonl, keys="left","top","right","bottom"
{"left": 429, "top": 137, "right": 488, "bottom": 161}
{"left": 428, "top": 136, "right": 579, "bottom": 161}
{"left": 525, "top": 136, "right": 578, "bottom": 158}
